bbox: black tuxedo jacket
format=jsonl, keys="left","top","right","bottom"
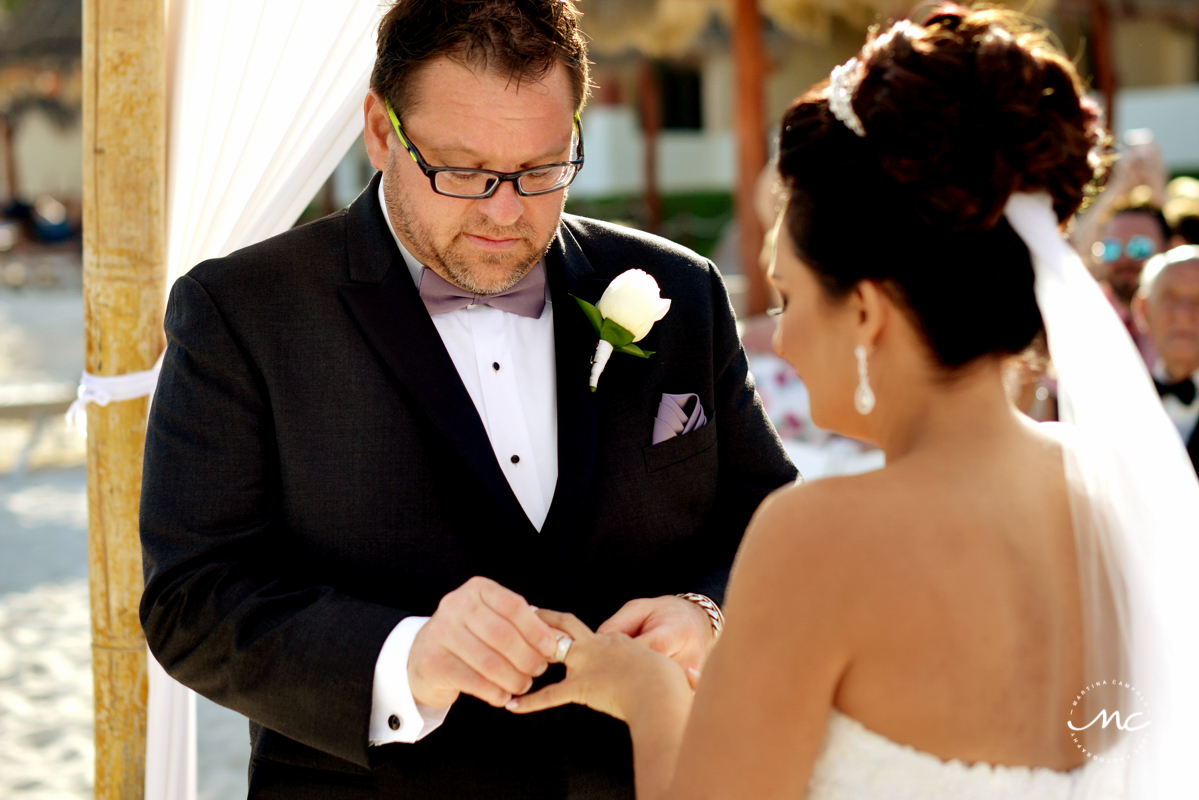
{"left": 140, "top": 173, "right": 797, "bottom": 799}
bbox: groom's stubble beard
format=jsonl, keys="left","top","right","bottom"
{"left": 385, "top": 166, "right": 563, "bottom": 295}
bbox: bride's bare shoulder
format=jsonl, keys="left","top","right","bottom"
{"left": 716, "top": 471, "right": 921, "bottom": 666}
{"left": 731, "top": 471, "right": 913, "bottom": 606}
{"left": 744, "top": 469, "right": 907, "bottom": 549}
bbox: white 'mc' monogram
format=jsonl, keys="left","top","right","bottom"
{"left": 1068, "top": 710, "right": 1151, "bottom": 732}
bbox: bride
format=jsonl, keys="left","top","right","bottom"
{"left": 506, "top": 6, "right": 1199, "bottom": 798}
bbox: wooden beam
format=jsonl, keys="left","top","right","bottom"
{"left": 638, "top": 58, "right": 662, "bottom": 233}
{"left": 733, "top": 0, "right": 769, "bottom": 316}
{"left": 82, "top": 0, "right": 167, "bottom": 797}
{"left": 1090, "top": 0, "right": 1117, "bottom": 131}
{"left": 1, "top": 115, "right": 17, "bottom": 202}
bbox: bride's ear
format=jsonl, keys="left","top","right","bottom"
{"left": 849, "top": 279, "right": 888, "bottom": 350}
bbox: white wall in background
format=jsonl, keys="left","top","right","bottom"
{"left": 569, "top": 105, "right": 735, "bottom": 198}
{"left": 702, "top": 52, "right": 733, "bottom": 134}
{"left": 5, "top": 109, "right": 83, "bottom": 201}
{"left": 1116, "top": 84, "right": 1199, "bottom": 172}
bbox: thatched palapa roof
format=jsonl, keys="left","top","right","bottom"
{"left": 579, "top": 0, "right": 1062, "bottom": 55}
{"left": 579, "top": 0, "right": 897, "bottom": 55}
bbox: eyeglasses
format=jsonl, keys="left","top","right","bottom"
{"left": 1093, "top": 235, "right": 1158, "bottom": 263}
{"left": 385, "top": 98, "right": 584, "bottom": 199}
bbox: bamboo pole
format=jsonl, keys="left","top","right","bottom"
{"left": 82, "top": 0, "right": 167, "bottom": 797}
{"left": 733, "top": 0, "right": 769, "bottom": 316}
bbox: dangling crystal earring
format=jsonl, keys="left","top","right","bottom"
{"left": 854, "top": 345, "right": 875, "bottom": 415}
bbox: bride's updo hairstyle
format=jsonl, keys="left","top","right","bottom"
{"left": 778, "top": 5, "right": 1105, "bottom": 369}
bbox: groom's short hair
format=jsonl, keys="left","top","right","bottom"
{"left": 371, "top": 0, "right": 591, "bottom": 117}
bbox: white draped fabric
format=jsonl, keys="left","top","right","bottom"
{"left": 164, "top": 0, "right": 384, "bottom": 282}
{"left": 146, "top": 2, "right": 385, "bottom": 798}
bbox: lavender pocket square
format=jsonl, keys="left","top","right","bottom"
{"left": 652, "top": 393, "right": 708, "bottom": 445}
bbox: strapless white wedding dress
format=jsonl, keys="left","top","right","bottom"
{"left": 805, "top": 710, "right": 1127, "bottom": 799}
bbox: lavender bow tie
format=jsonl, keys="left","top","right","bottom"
{"left": 418, "top": 262, "right": 546, "bottom": 319}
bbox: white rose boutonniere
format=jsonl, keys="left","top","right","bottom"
{"left": 574, "top": 269, "right": 671, "bottom": 392}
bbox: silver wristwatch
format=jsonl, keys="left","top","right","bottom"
{"left": 676, "top": 592, "right": 724, "bottom": 638}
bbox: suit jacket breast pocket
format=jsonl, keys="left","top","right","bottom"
{"left": 642, "top": 421, "right": 718, "bottom": 473}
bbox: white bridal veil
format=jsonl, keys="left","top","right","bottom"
{"left": 1006, "top": 193, "right": 1199, "bottom": 797}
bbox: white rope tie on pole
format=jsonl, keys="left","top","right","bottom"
{"left": 66, "top": 354, "right": 164, "bottom": 436}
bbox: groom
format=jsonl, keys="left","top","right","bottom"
{"left": 139, "top": 0, "right": 796, "bottom": 797}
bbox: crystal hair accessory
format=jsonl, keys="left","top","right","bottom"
{"left": 828, "top": 57, "right": 867, "bottom": 138}
{"left": 827, "top": 21, "right": 914, "bottom": 139}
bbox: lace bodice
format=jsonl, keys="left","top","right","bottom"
{"left": 805, "top": 710, "right": 1127, "bottom": 799}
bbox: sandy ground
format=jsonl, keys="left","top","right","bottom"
{"left": 0, "top": 263, "right": 249, "bottom": 799}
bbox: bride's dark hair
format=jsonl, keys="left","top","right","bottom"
{"left": 777, "top": 5, "right": 1106, "bottom": 369}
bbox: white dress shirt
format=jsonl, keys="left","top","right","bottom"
{"left": 368, "top": 180, "right": 559, "bottom": 745}
{"left": 1153, "top": 361, "right": 1199, "bottom": 444}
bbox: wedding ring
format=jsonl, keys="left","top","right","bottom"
{"left": 552, "top": 634, "right": 573, "bottom": 664}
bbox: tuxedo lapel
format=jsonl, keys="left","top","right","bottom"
{"left": 541, "top": 223, "right": 606, "bottom": 556}
{"left": 337, "top": 177, "right": 535, "bottom": 535}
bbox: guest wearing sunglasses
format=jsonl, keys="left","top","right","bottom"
{"left": 1091, "top": 203, "right": 1171, "bottom": 367}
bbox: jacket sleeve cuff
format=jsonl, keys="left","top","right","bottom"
{"left": 368, "top": 616, "right": 452, "bottom": 745}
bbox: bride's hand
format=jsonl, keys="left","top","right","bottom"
{"left": 505, "top": 609, "right": 692, "bottom": 721}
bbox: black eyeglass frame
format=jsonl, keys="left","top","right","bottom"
{"left": 385, "top": 98, "right": 585, "bottom": 199}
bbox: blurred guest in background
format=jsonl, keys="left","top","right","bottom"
{"left": 1165, "top": 198, "right": 1199, "bottom": 247}
{"left": 1071, "top": 130, "right": 1167, "bottom": 265}
{"left": 1003, "top": 334, "right": 1057, "bottom": 422}
{"left": 1068, "top": 132, "right": 1169, "bottom": 367}
{"left": 1134, "top": 245, "right": 1199, "bottom": 472}
{"left": 1089, "top": 203, "right": 1170, "bottom": 366}
{"left": 1165, "top": 177, "right": 1199, "bottom": 246}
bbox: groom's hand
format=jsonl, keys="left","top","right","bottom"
{"left": 597, "top": 596, "right": 714, "bottom": 677}
{"left": 408, "top": 577, "right": 560, "bottom": 709}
